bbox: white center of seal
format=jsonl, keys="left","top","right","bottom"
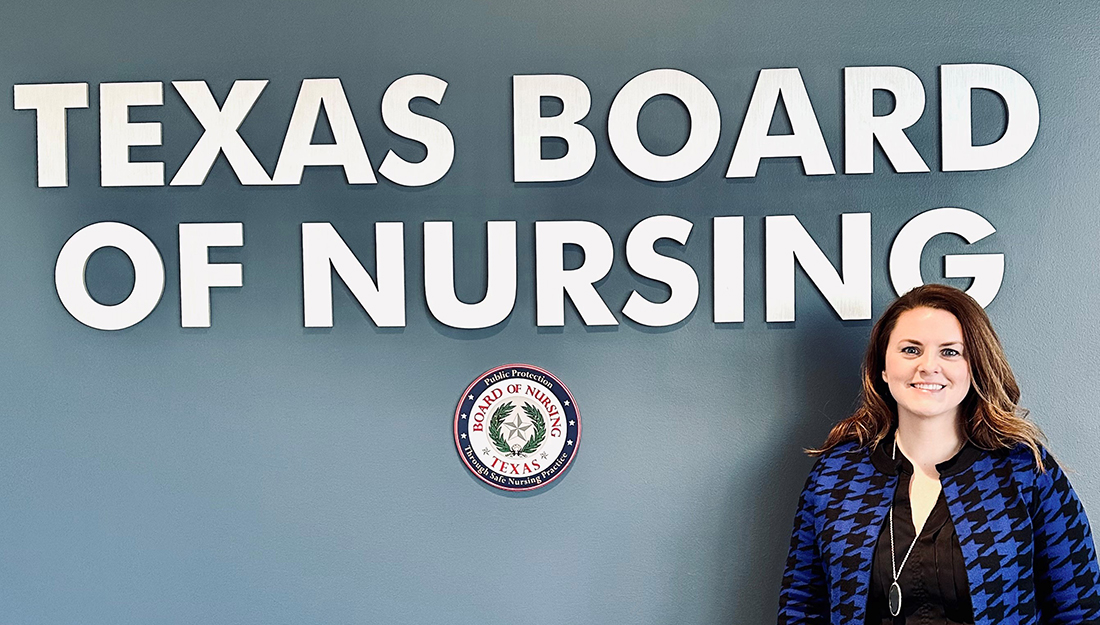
{"left": 467, "top": 379, "right": 568, "bottom": 478}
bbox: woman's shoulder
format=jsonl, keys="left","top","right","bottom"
{"left": 811, "top": 439, "right": 869, "bottom": 463}
{"left": 1001, "top": 440, "right": 1054, "bottom": 472}
{"left": 814, "top": 439, "right": 860, "bottom": 454}
{"left": 805, "top": 439, "right": 877, "bottom": 484}
{"left": 983, "top": 441, "right": 1057, "bottom": 495}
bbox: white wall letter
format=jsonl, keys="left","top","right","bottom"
{"left": 513, "top": 75, "right": 595, "bottom": 182}
{"left": 608, "top": 69, "right": 721, "bottom": 182}
{"left": 302, "top": 222, "right": 404, "bottom": 327}
{"left": 765, "top": 214, "right": 871, "bottom": 321}
{"left": 941, "top": 64, "right": 1040, "bottom": 172}
{"left": 55, "top": 222, "right": 165, "bottom": 330}
{"left": 535, "top": 221, "right": 616, "bottom": 326}
{"left": 273, "top": 79, "right": 376, "bottom": 185}
{"left": 844, "top": 66, "right": 929, "bottom": 174}
{"left": 379, "top": 74, "right": 454, "bottom": 187}
{"left": 424, "top": 221, "right": 516, "bottom": 328}
{"left": 622, "top": 215, "right": 698, "bottom": 326}
{"left": 889, "top": 207, "right": 1004, "bottom": 307}
{"left": 100, "top": 82, "right": 164, "bottom": 187}
{"left": 179, "top": 223, "right": 244, "bottom": 328}
{"left": 13, "top": 82, "right": 89, "bottom": 187}
{"left": 727, "top": 68, "right": 835, "bottom": 178}
{"left": 171, "top": 80, "right": 271, "bottom": 185}
{"left": 713, "top": 216, "right": 744, "bottom": 323}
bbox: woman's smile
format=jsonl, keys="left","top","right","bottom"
{"left": 910, "top": 382, "right": 946, "bottom": 391}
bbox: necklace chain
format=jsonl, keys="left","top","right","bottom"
{"left": 890, "top": 437, "right": 920, "bottom": 581}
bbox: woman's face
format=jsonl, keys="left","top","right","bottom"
{"left": 881, "top": 306, "right": 972, "bottom": 425}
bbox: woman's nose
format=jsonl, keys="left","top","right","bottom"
{"left": 917, "top": 352, "right": 941, "bottom": 373}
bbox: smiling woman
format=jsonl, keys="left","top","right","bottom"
{"left": 777, "top": 284, "right": 1100, "bottom": 625}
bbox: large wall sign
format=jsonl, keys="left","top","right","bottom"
{"left": 17, "top": 64, "right": 1034, "bottom": 331}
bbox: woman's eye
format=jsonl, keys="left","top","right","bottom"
{"left": 901, "top": 346, "right": 919, "bottom": 355}
{"left": 942, "top": 348, "right": 961, "bottom": 357}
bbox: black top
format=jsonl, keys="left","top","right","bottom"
{"left": 865, "top": 432, "right": 981, "bottom": 625}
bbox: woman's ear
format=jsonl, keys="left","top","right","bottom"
{"left": 881, "top": 370, "right": 888, "bottom": 383}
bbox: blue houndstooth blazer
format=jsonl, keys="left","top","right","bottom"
{"left": 778, "top": 440, "right": 1100, "bottom": 625}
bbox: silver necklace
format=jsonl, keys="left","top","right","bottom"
{"left": 889, "top": 437, "right": 919, "bottom": 617}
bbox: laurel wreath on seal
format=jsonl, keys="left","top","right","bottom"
{"left": 488, "top": 401, "right": 547, "bottom": 456}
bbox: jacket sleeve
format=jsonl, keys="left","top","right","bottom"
{"left": 777, "top": 460, "right": 829, "bottom": 625}
{"left": 1032, "top": 449, "right": 1100, "bottom": 625}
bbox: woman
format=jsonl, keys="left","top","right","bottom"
{"left": 777, "top": 284, "right": 1100, "bottom": 625}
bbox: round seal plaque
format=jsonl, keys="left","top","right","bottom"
{"left": 454, "top": 364, "right": 580, "bottom": 491}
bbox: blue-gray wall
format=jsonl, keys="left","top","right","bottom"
{"left": 2, "top": 2, "right": 1098, "bottom": 624}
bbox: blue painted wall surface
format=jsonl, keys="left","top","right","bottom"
{"left": 2, "top": 1, "right": 1098, "bottom": 623}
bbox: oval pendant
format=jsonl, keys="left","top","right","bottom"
{"left": 889, "top": 581, "right": 902, "bottom": 617}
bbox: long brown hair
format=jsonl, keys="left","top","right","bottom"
{"left": 810, "top": 283, "right": 1045, "bottom": 468}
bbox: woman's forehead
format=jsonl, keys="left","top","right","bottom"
{"left": 889, "top": 307, "right": 964, "bottom": 342}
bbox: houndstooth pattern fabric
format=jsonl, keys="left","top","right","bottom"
{"left": 778, "top": 441, "right": 1100, "bottom": 625}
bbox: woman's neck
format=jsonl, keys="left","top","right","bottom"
{"left": 896, "top": 414, "right": 964, "bottom": 476}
